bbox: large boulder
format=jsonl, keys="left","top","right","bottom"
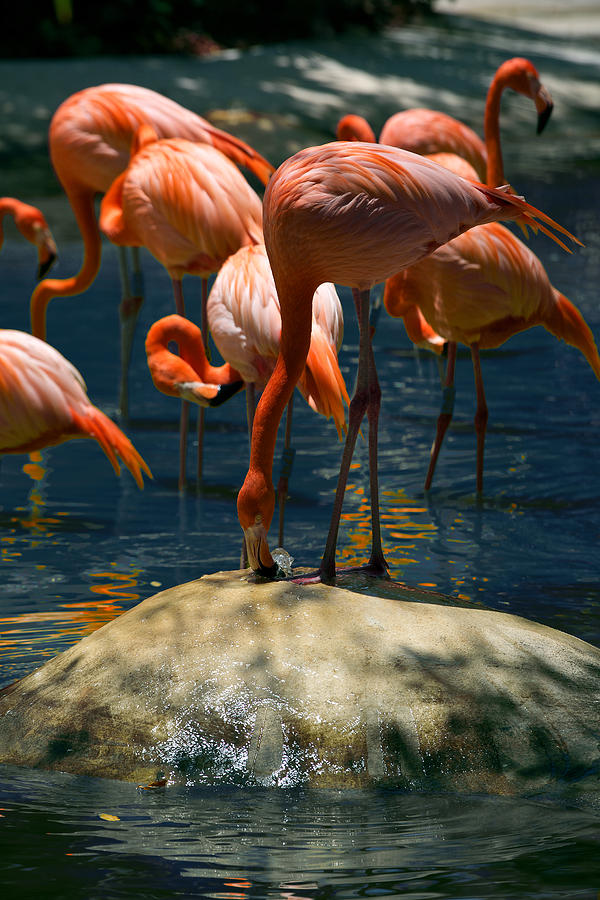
{"left": 0, "top": 569, "right": 598, "bottom": 799}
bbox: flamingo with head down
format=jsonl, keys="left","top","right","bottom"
{"left": 0, "top": 329, "right": 151, "bottom": 489}
{"left": 0, "top": 198, "right": 57, "bottom": 279}
{"left": 236, "top": 141, "right": 580, "bottom": 583}
{"left": 30, "top": 83, "right": 275, "bottom": 417}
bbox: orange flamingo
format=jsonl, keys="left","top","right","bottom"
{"left": 100, "top": 124, "right": 264, "bottom": 489}
{"left": 236, "top": 141, "right": 580, "bottom": 583}
{"left": 30, "top": 83, "right": 275, "bottom": 417}
{"left": 0, "top": 198, "right": 57, "bottom": 279}
{"left": 207, "top": 242, "right": 349, "bottom": 542}
{"left": 336, "top": 57, "right": 553, "bottom": 186}
{"left": 0, "top": 329, "right": 151, "bottom": 488}
{"left": 383, "top": 192, "right": 600, "bottom": 493}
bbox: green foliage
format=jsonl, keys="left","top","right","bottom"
{"left": 4, "top": 0, "right": 434, "bottom": 58}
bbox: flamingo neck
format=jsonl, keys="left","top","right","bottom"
{"left": 30, "top": 186, "right": 102, "bottom": 340}
{"left": 147, "top": 316, "right": 242, "bottom": 387}
{"left": 0, "top": 198, "right": 20, "bottom": 250}
{"left": 483, "top": 75, "right": 506, "bottom": 187}
{"left": 247, "top": 281, "right": 312, "bottom": 486}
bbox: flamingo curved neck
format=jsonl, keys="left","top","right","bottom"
{"left": 483, "top": 76, "right": 507, "bottom": 187}
{"left": 147, "top": 316, "right": 242, "bottom": 387}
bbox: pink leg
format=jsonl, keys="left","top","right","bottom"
{"left": 424, "top": 340, "right": 457, "bottom": 490}
{"left": 318, "top": 288, "right": 387, "bottom": 582}
{"left": 172, "top": 278, "right": 188, "bottom": 491}
{"left": 277, "top": 393, "right": 295, "bottom": 547}
{"left": 471, "top": 342, "right": 488, "bottom": 495}
{"left": 196, "top": 278, "right": 209, "bottom": 485}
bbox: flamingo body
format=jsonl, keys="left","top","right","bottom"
{"left": 207, "top": 243, "right": 348, "bottom": 434}
{"left": 384, "top": 222, "right": 600, "bottom": 366}
{"left": 100, "top": 135, "right": 264, "bottom": 279}
{"left": 0, "top": 330, "right": 151, "bottom": 488}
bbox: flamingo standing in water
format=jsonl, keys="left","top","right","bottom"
{"left": 0, "top": 329, "right": 151, "bottom": 488}
{"left": 0, "top": 198, "right": 57, "bottom": 279}
{"left": 383, "top": 153, "right": 600, "bottom": 493}
{"left": 30, "top": 83, "right": 274, "bottom": 417}
{"left": 100, "top": 125, "right": 264, "bottom": 489}
{"left": 236, "top": 141, "right": 580, "bottom": 583}
{"left": 336, "top": 57, "right": 553, "bottom": 186}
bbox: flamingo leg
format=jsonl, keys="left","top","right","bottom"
{"left": 365, "top": 318, "right": 387, "bottom": 575}
{"left": 424, "top": 340, "right": 457, "bottom": 490}
{"left": 320, "top": 288, "right": 386, "bottom": 582}
{"left": 117, "top": 247, "right": 143, "bottom": 419}
{"left": 196, "top": 277, "right": 209, "bottom": 486}
{"left": 240, "top": 382, "right": 256, "bottom": 569}
{"left": 471, "top": 342, "right": 488, "bottom": 495}
{"left": 277, "top": 392, "right": 295, "bottom": 547}
{"left": 172, "top": 277, "right": 188, "bottom": 491}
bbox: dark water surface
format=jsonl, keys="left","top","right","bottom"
{"left": 1, "top": 10, "right": 599, "bottom": 899}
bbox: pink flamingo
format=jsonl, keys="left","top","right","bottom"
{"left": 0, "top": 329, "right": 151, "bottom": 488}
{"left": 0, "top": 197, "right": 57, "bottom": 279}
{"left": 383, "top": 164, "right": 600, "bottom": 492}
{"left": 236, "top": 141, "right": 579, "bottom": 582}
{"left": 99, "top": 124, "right": 264, "bottom": 489}
{"left": 336, "top": 57, "right": 553, "bottom": 186}
{"left": 30, "top": 83, "right": 274, "bottom": 416}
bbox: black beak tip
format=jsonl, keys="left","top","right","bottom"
{"left": 37, "top": 253, "right": 57, "bottom": 280}
{"left": 208, "top": 380, "right": 245, "bottom": 407}
{"left": 537, "top": 104, "right": 553, "bottom": 135}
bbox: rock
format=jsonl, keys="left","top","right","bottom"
{"left": 0, "top": 569, "right": 598, "bottom": 798}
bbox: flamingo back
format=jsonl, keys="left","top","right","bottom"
{"left": 100, "top": 139, "right": 264, "bottom": 278}
{"left": 49, "top": 83, "right": 274, "bottom": 194}
{"left": 379, "top": 108, "right": 487, "bottom": 181}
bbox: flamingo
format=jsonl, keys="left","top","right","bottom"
{"left": 0, "top": 329, "right": 151, "bottom": 488}
{"left": 207, "top": 242, "right": 348, "bottom": 542}
{"left": 99, "top": 124, "right": 264, "bottom": 489}
{"left": 0, "top": 197, "right": 57, "bottom": 279}
{"left": 236, "top": 141, "right": 580, "bottom": 583}
{"left": 336, "top": 57, "right": 553, "bottom": 186}
{"left": 383, "top": 213, "right": 600, "bottom": 494}
{"left": 29, "top": 83, "right": 275, "bottom": 417}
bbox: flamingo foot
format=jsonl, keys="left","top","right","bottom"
{"left": 290, "top": 561, "right": 390, "bottom": 586}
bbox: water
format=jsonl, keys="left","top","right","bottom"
{"left": 1, "top": 9, "right": 600, "bottom": 898}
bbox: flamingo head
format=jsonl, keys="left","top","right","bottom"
{"left": 336, "top": 114, "right": 376, "bottom": 143}
{"left": 13, "top": 203, "right": 58, "bottom": 278}
{"left": 499, "top": 58, "right": 554, "bottom": 135}
{"left": 237, "top": 471, "right": 286, "bottom": 579}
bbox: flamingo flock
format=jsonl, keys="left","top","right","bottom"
{"left": 3, "top": 55, "right": 598, "bottom": 584}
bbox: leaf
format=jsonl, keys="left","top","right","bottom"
{"left": 98, "top": 813, "right": 120, "bottom": 822}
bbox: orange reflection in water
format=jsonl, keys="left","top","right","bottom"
{"left": 337, "top": 466, "right": 438, "bottom": 582}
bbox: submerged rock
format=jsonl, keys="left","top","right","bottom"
{"left": 0, "top": 569, "right": 598, "bottom": 798}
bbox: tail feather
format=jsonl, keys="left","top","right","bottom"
{"left": 208, "top": 128, "right": 275, "bottom": 187}
{"left": 479, "top": 184, "right": 583, "bottom": 254}
{"left": 298, "top": 326, "right": 350, "bottom": 439}
{"left": 544, "top": 292, "right": 600, "bottom": 380}
{"left": 71, "top": 406, "right": 152, "bottom": 488}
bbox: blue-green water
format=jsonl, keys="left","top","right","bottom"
{"left": 1, "top": 10, "right": 599, "bottom": 898}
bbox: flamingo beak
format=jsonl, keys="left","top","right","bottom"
{"left": 208, "top": 380, "right": 245, "bottom": 407}
{"left": 35, "top": 227, "right": 58, "bottom": 279}
{"left": 242, "top": 521, "right": 286, "bottom": 579}
{"left": 535, "top": 85, "right": 554, "bottom": 134}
